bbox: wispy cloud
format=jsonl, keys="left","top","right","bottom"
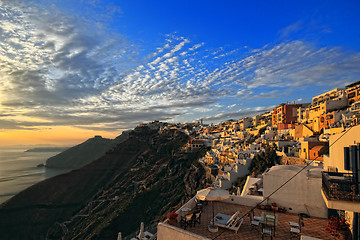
{"left": 279, "top": 20, "right": 304, "bottom": 38}
{"left": 1, "top": 1, "right": 360, "bottom": 133}
{"left": 201, "top": 106, "right": 273, "bottom": 122}
{"left": 278, "top": 18, "right": 332, "bottom": 40}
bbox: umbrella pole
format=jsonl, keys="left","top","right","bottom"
{"left": 212, "top": 201, "right": 215, "bottom": 227}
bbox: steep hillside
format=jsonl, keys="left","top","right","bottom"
{"left": 0, "top": 127, "right": 207, "bottom": 240}
{"left": 46, "top": 131, "right": 129, "bottom": 169}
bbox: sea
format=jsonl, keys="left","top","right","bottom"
{"left": 0, "top": 146, "right": 71, "bottom": 204}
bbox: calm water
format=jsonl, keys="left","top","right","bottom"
{"left": 0, "top": 147, "right": 71, "bottom": 204}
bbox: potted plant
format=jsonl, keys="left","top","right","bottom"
{"left": 326, "top": 216, "right": 351, "bottom": 240}
{"left": 167, "top": 211, "right": 179, "bottom": 226}
{"left": 271, "top": 202, "right": 278, "bottom": 212}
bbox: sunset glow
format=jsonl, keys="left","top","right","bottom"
{"left": 0, "top": 126, "right": 119, "bottom": 146}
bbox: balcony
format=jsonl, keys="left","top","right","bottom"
{"left": 321, "top": 171, "right": 360, "bottom": 212}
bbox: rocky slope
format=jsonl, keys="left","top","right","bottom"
{"left": 0, "top": 127, "right": 207, "bottom": 240}
{"left": 46, "top": 131, "right": 129, "bottom": 169}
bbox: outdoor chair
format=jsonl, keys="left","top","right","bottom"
{"left": 195, "top": 202, "right": 203, "bottom": 211}
{"left": 289, "top": 221, "right": 300, "bottom": 228}
{"left": 261, "top": 224, "right": 273, "bottom": 239}
{"left": 290, "top": 227, "right": 301, "bottom": 238}
{"left": 254, "top": 215, "right": 262, "bottom": 221}
{"left": 261, "top": 213, "right": 276, "bottom": 239}
{"left": 251, "top": 219, "right": 260, "bottom": 231}
{"left": 186, "top": 214, "right": 194, "bottom": 228}
{"left": 250, "top": 209, "right": 262, "bottom": 221}
{"left": 265, "top": 214, "right": 276, "bottom": 235}
{"left": 213, "top": 210, "right": 244, "bottom": 233}
{"left": 290, "top": 216, "right": 303, "bottom": 239}
{"left": 180, "top": 216, "right": 187, "bottom": 229}
{"left": 193, "top": 211, "right": 201, "bottom": 226}
{"left": 180, "top": 214, "right": 194, "bottom": 229}
{"left": 248, "top": 211, "right": 261, "bottom": 231}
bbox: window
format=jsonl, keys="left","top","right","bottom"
{"left": 348, "top": 91, "right": 356, "bottom": 99}
{"left": 326, "top": 115, "right": 333, "bottom": 120}
{"left": 327, "top": 166, "right": 338, "bottom": 172}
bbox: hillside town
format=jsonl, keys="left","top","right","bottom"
{"left": 141, "top": 81, "right": 360, "bottom": 192}
{"left": 135, "top": 80, "right": 360, "bottom": 240}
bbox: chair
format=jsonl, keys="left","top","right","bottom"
{"left": 186, "top": 214, "right": 194, "bottom": 227}
{"left": 262, "top": 224, "right": 273, "bottom": 239}
{"left": 250, "top": 209, "right": 262, "bottom": 221}
{"left": 289, "top": 221, "right": 300, "bottom": 228}
{"left": 193, "top": 211, "right": 201, "bottom": 226}
{"left": 251, "top": 220, "right": 260, "bottom": 231}
{"left": 254, "top": 216, "right": 262, "bottom": 221}
{"left": 290, "top": 227, "right": 301, "bottom": 239}
{"left": 180, "top": 216, "right": 187, "bottom": 229}
{"left": 266, "top": 214, "right": 275, "bottom": 221}
{"left": 266, "top": 215, "right": 275, "bottom": 226}
{"left": 213, "top": 211, "right": 244, "bottom": 233}
{"left": 249, "top": 211, "right": 260, "bottom": 231}
{"left": 262, "top": 214, "right": 276, "bottom": 239}
{"left": 290, "top": 216, "right": 303, "bottom": 239}
{"left": 180, "top": 214, "right": 194, "bottom": 229}
{"left": 195, "top": 203, "right": 203, "bottom": 211}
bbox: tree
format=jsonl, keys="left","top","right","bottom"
{"left": 249, "top": 145, "right": 279, "bottom": 175}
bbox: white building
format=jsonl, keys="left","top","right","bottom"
{"left": 262, "top": 165, "right": 328, "bottom": 218}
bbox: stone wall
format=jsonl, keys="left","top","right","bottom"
{"left": 281, "top": 156, "right": 306, "bottom": 165}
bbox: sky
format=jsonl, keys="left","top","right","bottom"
{"left": 0, "top": 0, "right": 360, "bottom": 146}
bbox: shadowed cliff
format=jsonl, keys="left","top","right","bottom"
{"left": 0, "top": 127, "right": 207, "bottom": 240}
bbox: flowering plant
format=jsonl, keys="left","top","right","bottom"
{"left": 271, "top": 202, "right": 277, "bottom": 207}
{"left": 167, "top": 211, "right": 179, "bottom": 220}
{"left": 326, "top": 216, "right": 349, "bottom": 238}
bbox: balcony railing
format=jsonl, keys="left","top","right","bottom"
{"left": 322, "top": 171, "right": 360, "bottom": 202}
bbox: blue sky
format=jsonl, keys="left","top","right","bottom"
{"left": 0, "top": 0, "right": 360, "bottom": 140}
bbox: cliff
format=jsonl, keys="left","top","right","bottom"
{"left": 0, "top": 127, "right": 207, "bottom": 240}
{"left": 46, "top": 131, "right": 129, "bottom": 169}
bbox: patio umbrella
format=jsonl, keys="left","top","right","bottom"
{"left": 196, "top": 187, "right": 230, "bottom": 230}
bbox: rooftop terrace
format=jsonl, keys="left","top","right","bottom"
{"left": 159, "top": 201, "right": 336, "bottom": 240}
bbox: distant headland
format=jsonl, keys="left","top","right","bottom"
{"left": 25, "top": 147, "right": 70, "bottom": 152}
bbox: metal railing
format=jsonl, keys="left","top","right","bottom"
{"left": 322, "top": 171, "right": 360, "bottom": 202}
